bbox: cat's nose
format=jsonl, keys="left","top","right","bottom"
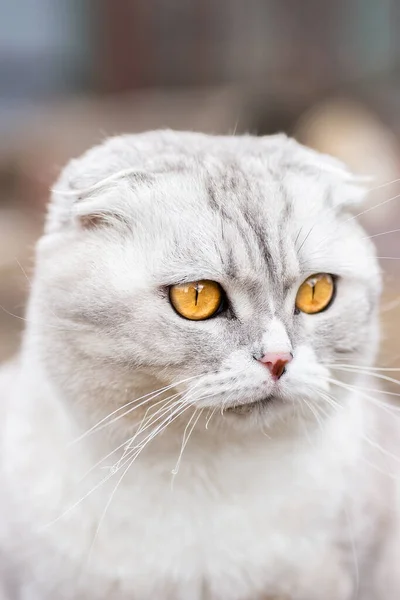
{"left": 258, "top": 352, "right": 293, "bottom": 380}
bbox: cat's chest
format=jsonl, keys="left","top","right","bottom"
{"left": 25, "top": 444, "right": 352, "bottom": 600}
{"left": 2, "top": 412, "right": 358, "bottom": 600}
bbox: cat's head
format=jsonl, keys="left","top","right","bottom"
{"left": 29, "top": 131, "right": 381, "bottom": 432}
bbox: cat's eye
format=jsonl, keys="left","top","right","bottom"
{"left": 169, "top": 280, "right": 224, "bottom": 321}
{"left": 295, "top": 273, "right": 335, "bottom": 314}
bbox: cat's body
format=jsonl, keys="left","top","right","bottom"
{"left": 0, "top": 131, "right": 399, "bottom": 599}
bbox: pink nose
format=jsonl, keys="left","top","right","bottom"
{"left": 258, "top": 352, "right": 293, "bottom": 380}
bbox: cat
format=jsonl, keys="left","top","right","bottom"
{"left": 0, "top": 130, "right": 399, "bottom": 600}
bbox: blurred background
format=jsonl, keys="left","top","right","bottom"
{"left": 0, "top": 0, "right": 399, "bottom": 369}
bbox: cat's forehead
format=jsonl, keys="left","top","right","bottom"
{"left": 134, "top": 166, "right": 305, "bottom": 291}
{"left": 49, "top": 131, "right": 372, "bottom": 285}
{"left": 132, "top": 163, "right": 361, "bottom": 291}
{"left": 49, "top": 130, "right": 362, "bottom": 238}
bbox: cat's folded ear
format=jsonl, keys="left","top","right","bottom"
{"left": 329, "top": 169, "right": 370, "bottom": 211}
{"left": 296, "top": 143, "right": 371, "bottom": 210}
{"left": 46, "top": 160, "right": 152, "bottom": 234}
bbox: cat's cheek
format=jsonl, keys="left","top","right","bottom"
{"left": 280, "top": 344, "right": 330, "bottom": 395}
{"left": 329, "top": 301, "right": 378, "bottom": 359}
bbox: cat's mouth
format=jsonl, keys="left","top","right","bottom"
{"left": 227, "top": 395, "right": 278, "bottom": 414}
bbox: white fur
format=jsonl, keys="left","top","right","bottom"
{"left": 0, "top": 131, "right": 398, "bottom": 600}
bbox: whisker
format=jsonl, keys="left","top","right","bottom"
{"left": 302, "top": 397, "right": 324, "bottom": 431}
{"left": 49, "top": 399, "right": 194, "bottom": 529}
{"left": 112, "top": 402, "right": 194, "bottom": 475}
{"left": 362, "top": 228, "right": 400, "bottom": 240}
{"left": 84, "top": 441, "right": 144, "bottom": 569}
{"left": 42, "top": 468, "right": 118, "bottom": 530}
{"left": 220, "top": 389, "right": 237, "bottom": 415}
{"left": 326, "top": 377, "right": 400, "bottom": 418}
{"left": 88, "top": 392, "right": 182, "bottom": 451}
{"left": 205, "top": 406, "right": 218, "bottom": 429}
{"left": 109, "top": 384, "right": 227, "bottom": 475}
{"left": 361, "top": 433, "right": 400, "bottom": 466}
{"left": 15, "top": 257, "right": 32, "bottom": 287}
{"left": 133, "top": 393, "right": 182, "bottom": 435}
{"left": 297, "top": 400, "right": 319, "bottom": 446}
{"left": 317, "top": 390, "right": 342, "bottom": 412}
{"left": 297, "top": 223, "right": 316, "bottom": 254}
{"left": 171, "top": 408, "right": 203, "bottom": 477}
{"left": 360, "top": 456, "right": 400, "bottom": 481}
{"left": 231, "top": 117, "right": 240, "bottom": 136}
{"left": 376, "top": 257, "right": 400, "bottom": 260}
{"left": 115, "top": 395, "right": 185, "bottom": 469}
{"left": 0, "top": 303, "right": 80, "bottom": 333}
{"left": 78, "top": 438, "right": 133, "bottom": 484}
{"left": 294, "top": 225, "right": 304, "bottom": 249}
{"left": 78, "top": 395, "right": 185, "bottom": 483}
{"left": 118, "top": 384, "right": 228, "bottom": 471}
{"left": 381, "top": 297, "right": 400, "bottom": 313}
{"left": 347, "top": 191, "right": 400, "bottom": 222}
{"left": 71, "top": 374, "right": 203, "bottom": 444}
{"left": 326, "top": 363, "right": 400, "bottom": 372}
{"left": 340, "top": 385, "right": 400, "bottom": 398}
{"left": 328, "top": 366, "right": 400, "bottom": 387}
{"left": 317, "top": 385, "right": 400, "bottom": 467}
{"left": 314, "top": 387, "right": 400, "bottom": 485}
{"left": 367, "top": 176, "right": 400, "bottom": 191}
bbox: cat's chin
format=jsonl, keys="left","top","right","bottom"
{"left": 226, "top": 395, "right": 279, "bottom": 415}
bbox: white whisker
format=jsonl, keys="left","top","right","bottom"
{"left": 205, "top": 406, "right": 218, "bottom": 429}
{"left": 328, "top": 366, "right": 400, "bottom": 388}
{"left": 114, "top": 403, "right": 193, "bottom": 474}
{"left": 361, "top": 434, "right": 400, "bottom": 466}
{"left": 172, "top": 408, "right": 203, "bottom": 477}
{"left": 347, "top": 191, "right": 400, "bottom": 222}
{"left": 381, "top": 297, "right": 400, "bottom": 313}
{"left": 302, "top": 397, "right": 324, "bottom": 431}
{"left": 362, "top": 228, "right": 400, "bottom": 240}
{"left": 79, "top": 395, "right": 185, "bottom": 483}
{"left": 71, "top": 374, "right": 202, "bottom": 444}
{"left": 42, "top": 468, "right": 117, "bottom": 530}
{"left": 115, "top": 395, "right": 184, "bottom": 469}
{"left": 47, "top": 397, "right": 194, "bottom": 527}
{"left": 359, "top": 456, "right": 400, "bottom": 482}
{"left": 367, "top": 176, "right": 400, "bottom": 191}
{"left": 326, "top": 377, "right": 400, "bottom": 418}
{"left": 84, "top": 442, "right": 142, "bottom": 569}
{"left": 326, "top": 363, "right": 400, "bottom": 372}
{"left": 0, "top": 303, "right": 80, "bottom": 333}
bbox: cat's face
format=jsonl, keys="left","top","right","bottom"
{"left": 32, "top": 132, "right": 381, "bottom": 429}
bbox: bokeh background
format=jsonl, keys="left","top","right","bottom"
{"left": 1, "top": 0, "right": 399, "bottom": 369}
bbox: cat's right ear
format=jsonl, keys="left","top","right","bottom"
{"left": 46, "top": 165, "right": 152, "bottom": 235}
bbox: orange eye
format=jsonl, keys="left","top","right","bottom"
{"left": 169, "top": 280, "right": 223, "bottom": 321}
{"left": 295, "top": 274, "right": 335, "bottom": 314}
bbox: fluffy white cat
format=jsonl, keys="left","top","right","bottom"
{"left": 0, "top": 131, "right": 399, "bottom": 600}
